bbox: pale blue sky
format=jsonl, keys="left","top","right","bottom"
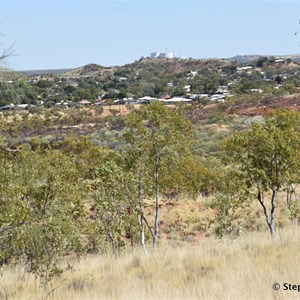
{"left": 1, "top": 1, "right": 300, "bottom": 70}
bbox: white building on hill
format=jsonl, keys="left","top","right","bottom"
{"left": 151, "top": 51, "right": 174, "bottom": 59}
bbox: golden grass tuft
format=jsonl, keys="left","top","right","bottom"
{"left": 2, "top": 227, "right": 300, "bottom": 299}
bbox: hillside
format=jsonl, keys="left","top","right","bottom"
{"left": 226, "top": 54, "right": 300, "bottom": 63}
{"left": 2, "top": 55, "right": 297, "bottom": 111}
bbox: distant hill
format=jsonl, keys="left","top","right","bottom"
{"left": 19, "top": 64, "right": 114, "bottom": 77}
{"left": 20, "top": 68, "right": 75, "bottom": 76}
{"left": 17, "top": 53, "right": 300, "bottom": 75}
{"left": 64, "top": 63, "right": 115, "bottom": 78}
{"left": 226, "top": 55, "right": 262, "bottom": 63}
{"left": 227, "top": 54, "right": 300, "bottom": 63}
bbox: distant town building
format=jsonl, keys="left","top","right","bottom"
{"left": 275, "top": 59, "right": 285, "bottom": 64}
{"left": 150, "top": 51, "right": 174, "bottom": 59}
{"left": 79, "top": 99, "right": 92, "bottom": 105}
{"left": 236, "top": 66, "right": 253, "bottom": 72}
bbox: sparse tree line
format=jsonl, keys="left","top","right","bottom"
{"left": 0, "top": 102, "right": 299, "bottom": 285}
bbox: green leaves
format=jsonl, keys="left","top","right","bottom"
{"left": 125, "top": 101, "right": 196, "bottom": 189}
{"left": 86, "top": 155, "right": 139, "bottom": 255}
{"left": 124, "top": 101, "right": 198, "bottom": 246}
{"left": 223, "top": 109, "right": 300, "bottom": 237}
{"left": 0, "top": 147, "right": 85, "bottom": 283}
{"left": 224, "top": 109, "right": 300, "bottom": 191}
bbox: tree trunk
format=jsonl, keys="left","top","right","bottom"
{"left": 137, "top": 175, "right": 148, "bottom": 255}
{"left": 269, "top": 188, "right": 277, "bottom": 238}
{"left": 257, "top": 188, "right": 276, "bottom": 238}
{"left": 138, "top": 214, "right": 147, "bottom": 255}
{"left": 286, "top": 184, "right": 298, "bottom": 225}
{"left": 108, "top": 229, "right": 117, "bottom": 258}
{"left": 153, "top": 154, "right": 159, "bottom": 248}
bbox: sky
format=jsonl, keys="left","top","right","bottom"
{"left": 1, "top": 0, "right": 300, "bottom": 70}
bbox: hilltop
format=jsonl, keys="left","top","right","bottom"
{"left": 17, "top": 53, "right": 300, "bottom": 75}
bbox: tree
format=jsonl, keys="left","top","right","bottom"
{"left": 0, "top": 146, "right": 85, "bottom": 283}
{"left": 85, "top": 153, "right": 139, "bottom": 256}
{"left": 256, "top": 56, "right": 269, "bottom": 68}
{"left": 209, "top": 168, "right": 251, "bottom": 240}
{"left": 36, "top": 80, "right": 54, "bottom": 89}
{"left": 124, "top": 102, "right": 196, "bottom": 247}
{"left": 0, "top": 37, "right": 15, "bottom": 63}
{"left": 57, "top": 135, "right": 140, "bottom": 255}
{"left": 274, "top": 75, "right": 283, "bottom": 84}
{"left": 223, "top": 110, "right": 300, "bottom": 237}
{"left": 64, "top": 85, "right": 76, "bottom": 94}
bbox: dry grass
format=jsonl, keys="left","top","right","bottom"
{"left": 144, "top": 192, "right": 296, "bottom": 243}
{"left": 1, "top": 227, "right": 300, "bottom": 300}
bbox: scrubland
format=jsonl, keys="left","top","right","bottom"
{"left": 0, "top": 106, "right": 299, "bottom": 300}
{"left": 1, "top": 226, "right": 300, "bottom": 300}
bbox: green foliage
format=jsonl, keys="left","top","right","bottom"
{"left": 209, "top": 168, "right": 251, "bottom": 240}
{"left": 0, "top": 147, "right": 85, "bottom": 284}
{"left": 36, "top": 80, "right": 54, "bottom": 89}
{"left": 0, "top": 80, "right": 37, "bottom": 106}
{"left": 160, "top": 156, "right": 215, "bottom": 198}
{"left": 124, "top": 102, "right": 197, "bottom": 246}
{"left": 86, "top": 157, "right": 138, "bottom": 255}
{"left": 224, "top": 109, "right": 300, "bottom": 191}
{"left": 125, "top": 102, "right": 196, "bottom": 195}
{"left": 223, "top": 109, "right": 300, "bottom": 236}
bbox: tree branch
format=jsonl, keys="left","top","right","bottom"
{"left": 142, "top": 215, "right": 155, "bottom": 240}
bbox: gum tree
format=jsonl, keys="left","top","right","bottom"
{"left": 0, "top": 147, "right": 85, "bottom": 283}
{"left": 86, "top": 155, "right": 139, "bottom": 256}
{"left": 224, "top": 110, "right": 300, "bottom": 237}
{"left": 125, "top": 101, "right": 195, "bottom": 247}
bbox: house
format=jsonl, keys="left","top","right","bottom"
{"left": 123, "top": 98, "right": 137, "bottom": 104}
{"left": 210, "top": 94, "right": 226, "bottom": 102}
{"left": 95, "top": 99, "right": 105, "bottom": 105}
{"left": 190, "top": 94, "right": 209, "bottom": 100}
{"left": 0, "top": 104, "right": 16, "bottom": 111}
{"left": 184, "top": 85, "right": 191, "bottom": 92}
{"left": 217, "top": 86, "right": 229, "bottom": 93}
{"left": 250, "top": 88, "right": 263, "bottom": 93}
{"left": 187, "top": 71, "right": 197, "bottom": 79}
{"left": 161, "top": 97, "right": 192, "bottom": 104}
{"left": 79, "top": 99, "right": 92, "bottom": 105}
{"left": 16, "top": 104, "right": 29, "bottom": 109}
{"left": 237, "top": 66, "right": 253, "bottom": 72}
{"left": 137, "top": 96, "right": 157, "bottom": 104}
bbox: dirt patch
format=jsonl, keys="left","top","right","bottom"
{"left": 235, "top": 95, "right": 300, "bottom": 116}
{"left": 100, "top": 105, "right": 141, "bottom": 117}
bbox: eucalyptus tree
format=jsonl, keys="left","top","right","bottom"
{"left": 0, "top": 146, "right": 85, "bottom": 283}
{"left": 223, "top": 109, "right": 300, "bottom": 237}
{"left": 84, "top": 150, "right": 139, "bottom": 255}
{"left": 124, "top": 101, "right": 196, "bottom": 247}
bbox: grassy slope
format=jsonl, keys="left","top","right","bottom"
{"left": 1, "top": 106, "right": 299, "bottom": 299}
{"left": 1, "top": 227, "right": 300, "bottom": 300}
{"left": 1, "top": 192, "right": 299, "bottom": 300}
